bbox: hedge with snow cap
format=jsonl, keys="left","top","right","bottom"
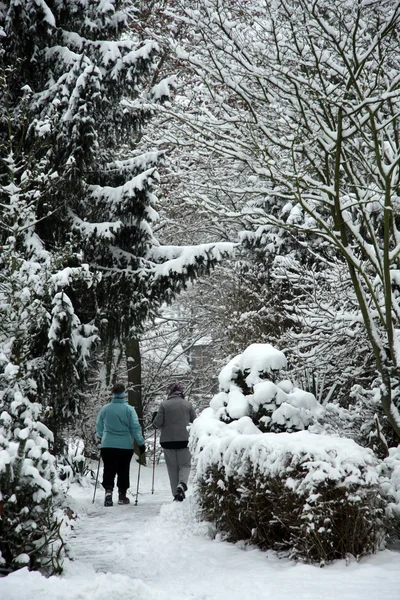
{"left": 190, "top": 416, "right": 385, "bottom": 563}
{"left": 190, "top": 344, "right": 386, "bottom": 563}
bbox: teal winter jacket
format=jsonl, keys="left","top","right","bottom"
{"left": 96, "top": 393, "right": 145, "bottom": 449}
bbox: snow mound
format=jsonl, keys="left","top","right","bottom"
{"left": 190, "top": 413, "right": 379, "bottom": 496}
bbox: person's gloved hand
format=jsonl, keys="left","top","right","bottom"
{"left": 151, "top": 411, "right": 158, "bottom": 422}
{"left": 137, "top": 444, "right": 147, "bottom": 466}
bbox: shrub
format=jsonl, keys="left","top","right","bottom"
{"left": 192, "top": 343, "right": 386, "bottom": 563}
{"left": 379, "top": 446, "right": 400, "bottom": 542}
{"left": 191, "top": 421, "right": 385, "bottom": 564}
{"left": 0, "top": 391, "right": 65, "bottom": 574}
{"left": 213, "top": 343, "right": 324, "bottom": 433}
{"left": 57, "top": 450, "right": 95, "bottom": 484}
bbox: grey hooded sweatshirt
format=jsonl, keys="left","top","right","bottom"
{"left": 153, "top": 393, "right": 196, "bottom": 449}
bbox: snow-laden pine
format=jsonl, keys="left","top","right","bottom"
{"left": 0, "top": 0, "right": 233, "bottom": 573}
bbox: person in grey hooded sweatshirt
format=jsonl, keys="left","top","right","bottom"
{"left": 152, "top": 382, "right": 196, "bottom": 501}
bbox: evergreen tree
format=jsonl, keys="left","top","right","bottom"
{"left": 0, "top": 229, "right": 66, "bottom": 573}
{"left": 1, "top": 0, "right": 232, "bottom": 438}
{"left": 0, "top": 386, "right": 63, "bottom": 575}
{"left": 45, "top": 291, "right": 98, "bottom": 454}
{"left": 0, "top": 0, "right": 232, "bottom": 571}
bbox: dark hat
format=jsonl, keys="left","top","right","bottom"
{"left": 112, "top": 382, "right": 126, "bottom": 395}
{"left": 167, "top": 382, "right": 185, "bottom": 397}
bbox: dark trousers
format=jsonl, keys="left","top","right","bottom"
{"left": 100, "top": 448, "right": 134, "bottom": 494}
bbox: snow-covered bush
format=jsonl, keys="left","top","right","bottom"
{"left": 191, "top": 344, "right": 385, "bottom": 563}
{"left": 213, "top": 343, "right": 324, "bottom": 433}
{"left": 0, "top": 387, "right": 65, "bottom": 574}
{"left": 191, "top": 413, "right": 385, "bottom": 563}
{"left": 0, "top": 238, "right": 71, "bottom": 573}
{"left": 379, "top": 447, "right": 400, "bottom": 539}
{"left": 57, "top": 451, "right": 94, "bottom": 485}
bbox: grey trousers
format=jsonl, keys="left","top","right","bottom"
{"left": 163, "top": 447, "right": 192, "bottom": 496}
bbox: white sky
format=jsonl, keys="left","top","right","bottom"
{"left": 0, "top": 460, "right": 399, "bottom": 600}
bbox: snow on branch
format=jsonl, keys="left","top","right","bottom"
{"left": 88, "top": 168, "right": 159, "bottom": 216}
{"left": 69, "top": 210, "right": 123, "bottom": 240}
{"left": 149, "top": 242, "right": 236, "bottom": 278}
{"left": 50, "top": 265, "right": 97, "bottom": 291}
{"left": 107, "top": 152, "right": 162, "bottom": 176}
{"left": 150, "top": 75, "right": 177, "bottom": 102}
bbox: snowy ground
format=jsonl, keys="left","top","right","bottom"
{"left": 1, "top": 460, "right": 400, "bottom": 600}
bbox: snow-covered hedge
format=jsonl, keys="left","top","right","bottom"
{"left": 191, "top": 413, "right": 384, "bottom": 562}
{"left": 190, "top": 344, "right": 385, "bottom": 563}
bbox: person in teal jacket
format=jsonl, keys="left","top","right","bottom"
{"left": 96, "top": 382, "right": 146, "bottom": 506}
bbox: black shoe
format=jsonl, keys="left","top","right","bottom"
{"left": 174, "top": 482, "right": 187, "bottom": 502}
{"left": 118, "top": 493, "right": 130, "bottom": 505}
{"left": 104, "top": 491, "right": 113, "bottom": 507}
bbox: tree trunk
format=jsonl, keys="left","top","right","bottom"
{"left": 125, "top": 336, "right": 143, "bottom": 426}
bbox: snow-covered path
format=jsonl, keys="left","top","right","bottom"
{"left": 1, "top": 461, "right": 400, "bottom": 600}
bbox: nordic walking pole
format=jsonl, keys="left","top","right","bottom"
{"left": 151, "top": 430, "right": 156, "bottom": 494}
{"left": 135, "top": 460, "right": 142, "bottom": 506}
{"left": 92, "top": 456, "right": 101, "bottom": 504}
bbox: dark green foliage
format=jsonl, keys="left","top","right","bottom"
{"left": 0, "top": 0, "right": 231, "bottom": 451}
{"left": 0, "top": 479, "right": 65, "bottom": 575}
{"left": 197, "top": 464, "right": 385, "bottom": 564}
{"left": 0, "top": 395, "right": 66, "bottom": 575}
